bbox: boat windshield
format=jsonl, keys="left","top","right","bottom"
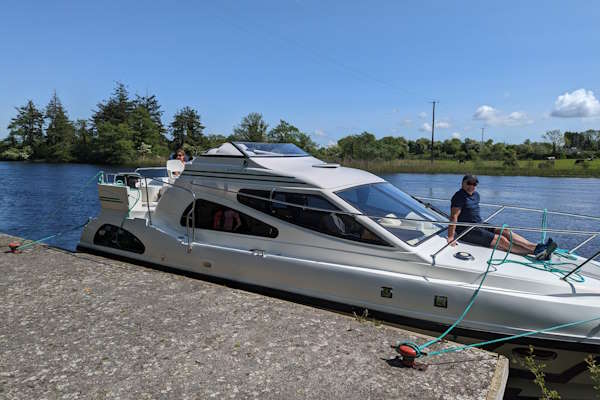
{"left": 233, "top": 142, "right": 309, "bottom": 157}
{"left": 336, "top": 182, "right": 447, "bottom": 245}
{"left": 135, "top": 167, "right": 168, "bottom": 179}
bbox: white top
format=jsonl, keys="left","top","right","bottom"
{"left": 188, "top": 143, "right": 383, "bottom": 190}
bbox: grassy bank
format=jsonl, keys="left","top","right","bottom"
{"left": 342, "top": 158, "right": 600, "bottom": 177}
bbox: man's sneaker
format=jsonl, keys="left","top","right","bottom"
{"left": 533, "top": 243, "right": 547, "bottom": 259}
{"left": 543, "top": 240, "right": 558, "bottom": 260}
{"left": 535, "top": 241, "right": 557, "bottom": 261}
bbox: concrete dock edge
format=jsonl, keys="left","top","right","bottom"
{"left": 486, "top": 356, "right": 509, "bottom": 400}
{"left": 1, "top": 233, "right": 506, "bottom": 399}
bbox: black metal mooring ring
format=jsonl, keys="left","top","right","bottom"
{"left": 454, "top": 251, "right": 474, "bottom": 261}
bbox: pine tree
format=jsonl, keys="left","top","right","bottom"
{"left": 7, "top": 100, "right": 44, "bottom": 147}
{"left": 92, "top": 82, "right": 134, "bottom": 128}
{"left": 44, "top": 91, "right": 75, "bottom": 161}
{"left": 129, "top": 106, "right": 163, "bottom": 152}
{"left": 169, "top": 107, "right": 205, "bottom": 149}
{"left": 73, "top": 119, "right": 93, "bottom": 162}
{"left": 95, "top": 122, "right": 136, "bottom": 165}
{"left": 134, "top": 93, "right": 165, "bottom": 135}
{"left": 232, "top": 113, "right": 268, "bottom": 142}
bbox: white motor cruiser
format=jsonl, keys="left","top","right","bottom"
{"left": 78, "top": 142, "right": 600, "bottom": 398}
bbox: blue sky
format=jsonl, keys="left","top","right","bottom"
{"left": 1, "top": 0, "right": 599, "bottom": 145}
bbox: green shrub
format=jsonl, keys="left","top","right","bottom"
{"left": 0, "top": 146, "right": 32, "bottom": 161}
{"left": 517, "top": 346, "right": 561, "bottom": 399}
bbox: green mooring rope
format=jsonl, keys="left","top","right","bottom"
{"left": 16, "top": 222, "right": 90, "bottom": 251}
{"left": 398, "top": 222, "right": 596, "bottom": 359}
{"left": 541, "top": 208, "right": 548, "bottom": 244}
{"left": 426, "top": 314, "right": 600, "bottom": 357}
{"left": 414, "top": 225, "right": 511, "bottom": 355}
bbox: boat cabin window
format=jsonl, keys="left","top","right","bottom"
{"left": 237, "top": 189, "right": 391, "bottom": 247}
{"left": 180, "top": 199, "right": 278, "bottom": 238}
{"left": 336, "top": 183, "right": 447, "bottom": 245}
{"left": 233, "top": 142, "right": 309, "bottom": 157}
{"left": 93, "top": 224, "right": 145, "bottom": 254}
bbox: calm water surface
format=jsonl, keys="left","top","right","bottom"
{"left": 1, "top": 162, "right": 599, "bottom": 257}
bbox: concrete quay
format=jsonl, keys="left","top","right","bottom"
{"left": 0, "top": 233, "right": 508, "bottom": 399}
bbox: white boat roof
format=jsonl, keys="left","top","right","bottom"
{"left": 185, "top": 142, "right": 384, "bottom": 190}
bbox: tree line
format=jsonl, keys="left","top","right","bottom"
{"left": 1, "top": 82, "right": 599, "bottom": 165}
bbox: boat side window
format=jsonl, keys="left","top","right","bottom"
{"left": 180, "top": 199, "right": 278, "bottom": 238}
{"left": 93, "top": 224, "right": 145, "bottom": 254}
{"left": 336, "top": 183, "right": 445, "bottom": 245}
{"left": 237, "top": 189, "right": 391, "bottom": 247}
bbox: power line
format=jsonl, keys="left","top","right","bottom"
{"left": 208, "top": 3, "right": 426, "bottom": 100}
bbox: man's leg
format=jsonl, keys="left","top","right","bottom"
{"left": 490, "top": 234, "right": 532, "bottom": 255}
{"left": 495, "top": 228, "right": 537, "bottom": 253}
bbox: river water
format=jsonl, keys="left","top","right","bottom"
{"left": 1, "top": 162, "right": 599, "bottom": 257}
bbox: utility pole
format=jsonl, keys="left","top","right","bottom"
{"left": 430, "top": 101, "right": 437, "bottom": 164}
{"left": 480, "top": 127, "right": 485, "bottom": 149}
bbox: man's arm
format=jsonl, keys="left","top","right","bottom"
{"left": 447, "top": 207, "right": 462, "bottom": 245}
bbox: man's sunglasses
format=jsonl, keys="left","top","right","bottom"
{"left": 466, "top": 181, "right": 478, "bottom": 186}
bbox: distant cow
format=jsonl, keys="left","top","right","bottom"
{"left": 546, "top": 156, "right": 556, "bottom": 160}
{"left": 458, "top": 159, "right": 466, "bottom": 164}
{"left": 575, "top": 159, "right": 585, "bottom": 164}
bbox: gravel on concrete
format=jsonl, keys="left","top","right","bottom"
{"left": 0, "top": 233, "right": 506, "bottom": 399}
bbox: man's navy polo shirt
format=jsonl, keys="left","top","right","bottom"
{"left": 451, "top": 189, "right": 482, "bottom": 230}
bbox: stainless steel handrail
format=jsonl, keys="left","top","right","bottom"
{"left": 185, "top": 179, "right": 600, "bottom": 274}
{"left": 144, "top": 176, "right": 196, "bottom": 253}
{"left": 143, "top": 177, "right": 152, "bottom": 226}
{"left": 192, "top": 181, "right": 600, "bottom": 234}
{"left": 414, "top": 196, "right": 600, "bottom": 222}
{"left": 562, "top": 248, "right": 600, "bottom": 281}
{"left": 569, "top": 234, "right": 598, "bottom": 254}
{"left": 430, "top": 206, "right": 506, "bottom": 266}
{"left": 135, "top": 167, "right": 168, "bottom": 172}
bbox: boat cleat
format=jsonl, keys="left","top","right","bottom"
{"left": 8, "top": 242, "right": 22, "bottom": 254}
{"left": 390, "top": 343, "right": 428, "bottom": 370}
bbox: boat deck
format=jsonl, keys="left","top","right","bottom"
{"left": 1, "top": 233, "right": 507, "bottom": 399}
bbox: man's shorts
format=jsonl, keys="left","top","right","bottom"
{"left": 456, "top": 226, "right": 496, "bottom": 247}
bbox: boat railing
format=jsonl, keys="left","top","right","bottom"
{"left": 413, "top": 195, "right": 600, "bottom": 275}
{"left": 143, "top": 176, "right": 196, "bottom": 253}
{"left": 99, "top": 172, "right": 196, "bottom": 253}
{"left": 134, "top": 167, "right": 169, "bottom": 180}
{"left": 184, "top": 180, "right": 600, "bottom": 275}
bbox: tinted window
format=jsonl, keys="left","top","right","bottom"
{"left": 180, "top": 199, "right": 278, "bottom": 238}
{"left": 234, "top": 142, "right": 309, "bottom": 157}
{"left": 237, "top": 189, "right": 390, "bottom": 247}
{"left": 94, "top": 224, "right": 145, "bottom": 254}
{"left": 336, "top": 183, "right": 445, "bottom": 245}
